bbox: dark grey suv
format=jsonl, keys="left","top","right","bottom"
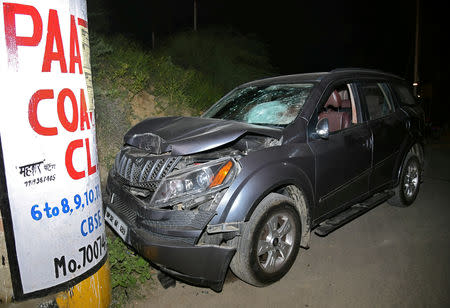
{"left": 104, "top": 69, "right": 424, "bottom": 291}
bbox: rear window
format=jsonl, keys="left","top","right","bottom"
{"left": 392, "top": 84, "right": 417, "bottom": 106}
{"left": 359, "top": 83, "right": 395, "bottom": 120}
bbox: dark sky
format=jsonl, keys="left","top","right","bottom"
{"left": 90, "top": 0, "right": 448, "bottom": 122}
{"left": 200, "top": 1, "right": 414, "bottom": 73}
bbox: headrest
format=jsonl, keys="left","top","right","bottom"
{"left": 341, "top": 99, "right": 351, "bottom": 108}
{"left": 325, "top": 91, "right": 342, "bottom": 108}
{"left": 339, "top": 90, "right": 349, "bottom": 100}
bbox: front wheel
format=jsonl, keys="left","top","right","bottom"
{"left": 388, "top": 154, "right": 422, "bottom": 207}
{"left": 230, "top": 193, "right": 301, "bottom": 286}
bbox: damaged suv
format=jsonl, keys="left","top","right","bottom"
{"left": 105, "top": 69, "right": 424, "bottom": 291}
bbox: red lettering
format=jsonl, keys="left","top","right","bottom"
{"left": 42, "top": 9, "right": 67, "bottom": 73}
{"left": 28, "top": 90, "right": 57, "bottom": 136}
{"left": 79, "top": 89, "right": 90, "bottom": 130}
{"left": 65, "top": 138, "right": 97, "bottom": 180}
{"left": 77, "top": 18, "right": 87, "bottom": 27}
{"left": 85, "top": 138, "right": 97, "bottom": 176}
{"left": 3, "top": 3, "right": 42, "bottom": 71}
{"left": 57, "top": 88, "right": 78, "bottom": 132}
{"left": 65, "top": 139, "right": 84, "bottom": 180}
{"left": 69, "top": 15, "right": 82, "bottom": 74}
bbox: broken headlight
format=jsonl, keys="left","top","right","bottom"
{"left": 151, "top": 158, "right": 238, "bottom": 206}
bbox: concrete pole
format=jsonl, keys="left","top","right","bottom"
{"left": 0, "top": 1, "right": 111, "bottom": 305}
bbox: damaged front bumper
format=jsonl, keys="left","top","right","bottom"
{"left": 105, "top": 173, "right": 236, "bottom": 291}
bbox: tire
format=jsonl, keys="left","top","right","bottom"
{"left": 230, "top": 193, "right": 301, "bottom": 286}
{"left": 388, "top": 154, "right": 422, "bottom": 207}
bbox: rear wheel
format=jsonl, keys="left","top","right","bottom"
{"left": 388, "top": 154, "right": 422, "bottom": 207}
{"left": 230, "top": 193, "right": 301, "bottom": 286}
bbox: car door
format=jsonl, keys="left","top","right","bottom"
{"left": 309, "top": 83, "right": 372, "bottom": 219}
{"left": 357, "top": 81, "right": 408, "bottom": 192}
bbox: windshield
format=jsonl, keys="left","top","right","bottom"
{"left": 203, "top": 83, "right": 314, "bottom": 126}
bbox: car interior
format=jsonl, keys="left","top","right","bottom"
{"left": 318, "top": 84, "right": 357, "bottom": 132}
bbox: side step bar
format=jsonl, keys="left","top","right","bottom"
{"left": 314, "top": 191, "right": 394, "bottom": 237}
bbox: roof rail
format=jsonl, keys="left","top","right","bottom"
{"left": 331, "top": 68, "right": 384, "bottom": 73}
{"left": 330, "top": 68, "right": 401, "bottom": 78}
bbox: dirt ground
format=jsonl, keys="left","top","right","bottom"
{"left": 127, "top": 138, "right": 450, "bottom": 308}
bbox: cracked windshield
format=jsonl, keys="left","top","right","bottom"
{"left": 204, "top": 84, "right": 314, "bottom": 126}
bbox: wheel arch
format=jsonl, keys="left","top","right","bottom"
{"left": 217, "top": 162, "right": 314, "bottom": 248}
{"left": 394, "top": 141, "right": 424, "bottom": 187}
{"left": 279, "top": 185, "right": 311, "bottom": 248}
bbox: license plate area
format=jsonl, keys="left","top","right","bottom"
{"left": 105, "top": 207, "right": 128, "bottom": 241}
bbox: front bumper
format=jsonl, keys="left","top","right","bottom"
{"left": 105, "top": 172, "right": 235, "bottom": 291}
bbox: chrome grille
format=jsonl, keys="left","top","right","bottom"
{"left": 114, "top": 147, "right": 180, "bottom": 190}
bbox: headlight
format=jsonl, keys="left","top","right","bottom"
{"left": 151, "top": 158, "right": 238, "bottom": 206}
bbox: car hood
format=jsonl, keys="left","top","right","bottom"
{"left": 124, "top": 117, "right": 283, "bottom": 155}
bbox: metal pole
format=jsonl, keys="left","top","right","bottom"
{"left": 414, "top": 0, "right": 420, "bottom": 96}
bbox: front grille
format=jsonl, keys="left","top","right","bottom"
{"left": 111, "top": 193, "right": 137, "bottom": 224}
{"left": 136, "top": 210, "right": 216, "bottom": 245}
{"left": 140, "top": 210, "right": 215, "bottom": 229}
{"left": 109, "top": 193, "right": 214, "bottom": 246}
{"left": 114, "top": 147, "right": 180, "bottom": 191}
{"left": 135, "top": 227, "right": 197, "bottom": 245}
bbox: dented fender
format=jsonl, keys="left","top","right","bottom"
{"left": 211, "top": 145, "right": 315, "bottom": 226}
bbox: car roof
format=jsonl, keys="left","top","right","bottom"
{"left": 240, "top": 68, "right": 405, "bottom": 87}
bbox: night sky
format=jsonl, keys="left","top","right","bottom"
{"left": 89, "top": 0, "right": 448, "bottom": 124}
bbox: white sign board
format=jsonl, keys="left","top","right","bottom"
{"left": 0, "top": 0, "right": 105, "bottom": 295}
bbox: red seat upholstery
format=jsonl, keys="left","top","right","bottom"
{"left": 318, "top": 91, "right": 351, "bottom": 132}
{"left": 341, "top": 99, "right": 351, "bottom": 108}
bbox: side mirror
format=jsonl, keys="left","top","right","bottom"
{"left": 316, "top": 118, "right": 329, "bottom": 139}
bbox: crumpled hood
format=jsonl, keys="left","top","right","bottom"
{"left": 124, "top": 117, "right": 282, "bottom": 155}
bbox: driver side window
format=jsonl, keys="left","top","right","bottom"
{"left": 318, "top": 84, "right": 357, "bottom": 133}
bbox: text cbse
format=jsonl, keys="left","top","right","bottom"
{"left": 80, "top": 210, "right": 102, "bottom": 237}
{"left": 2, "top": 3, "right": 96, "bottom": 180}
